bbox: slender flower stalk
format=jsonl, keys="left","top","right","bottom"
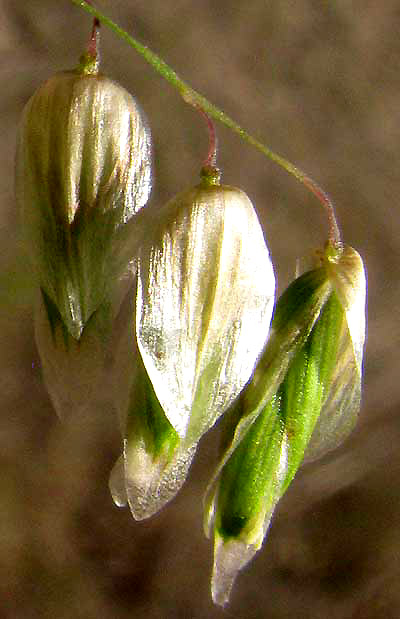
{"left": 70, "top": 0, "right": 341, "bottom": 247}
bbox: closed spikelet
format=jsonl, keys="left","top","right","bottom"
{"left": 204, "top": 242, "right": 366, "bottom": 606}
{"left": 17, "top": 21, "right": 152, "bottom": 421}
{"left": 111, "top": 165, "right": 275, "bottom": 519}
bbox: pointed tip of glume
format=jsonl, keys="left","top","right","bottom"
{"left": 109, "top": 455, "right": 128, "bottom": 507}
{"left": 211, "top": 537, "right": 258, "bottom": 607}
{"left": 122, "top": 441, "right": 197, "bottom": 520}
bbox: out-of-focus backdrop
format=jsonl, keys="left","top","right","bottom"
{"left": 1, "top": 2, "right": 399, "bottom": 618}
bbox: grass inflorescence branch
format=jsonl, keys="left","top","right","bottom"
{"left": 70, "top": 0, "right": 342, "bottom": 248}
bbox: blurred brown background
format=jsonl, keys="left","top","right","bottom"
{"left": 1, "top": 1, "right": 400, "bottom": 618}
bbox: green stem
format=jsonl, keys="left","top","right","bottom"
{"left": 70, "top": 0, "right": 341, "bottom": 247}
